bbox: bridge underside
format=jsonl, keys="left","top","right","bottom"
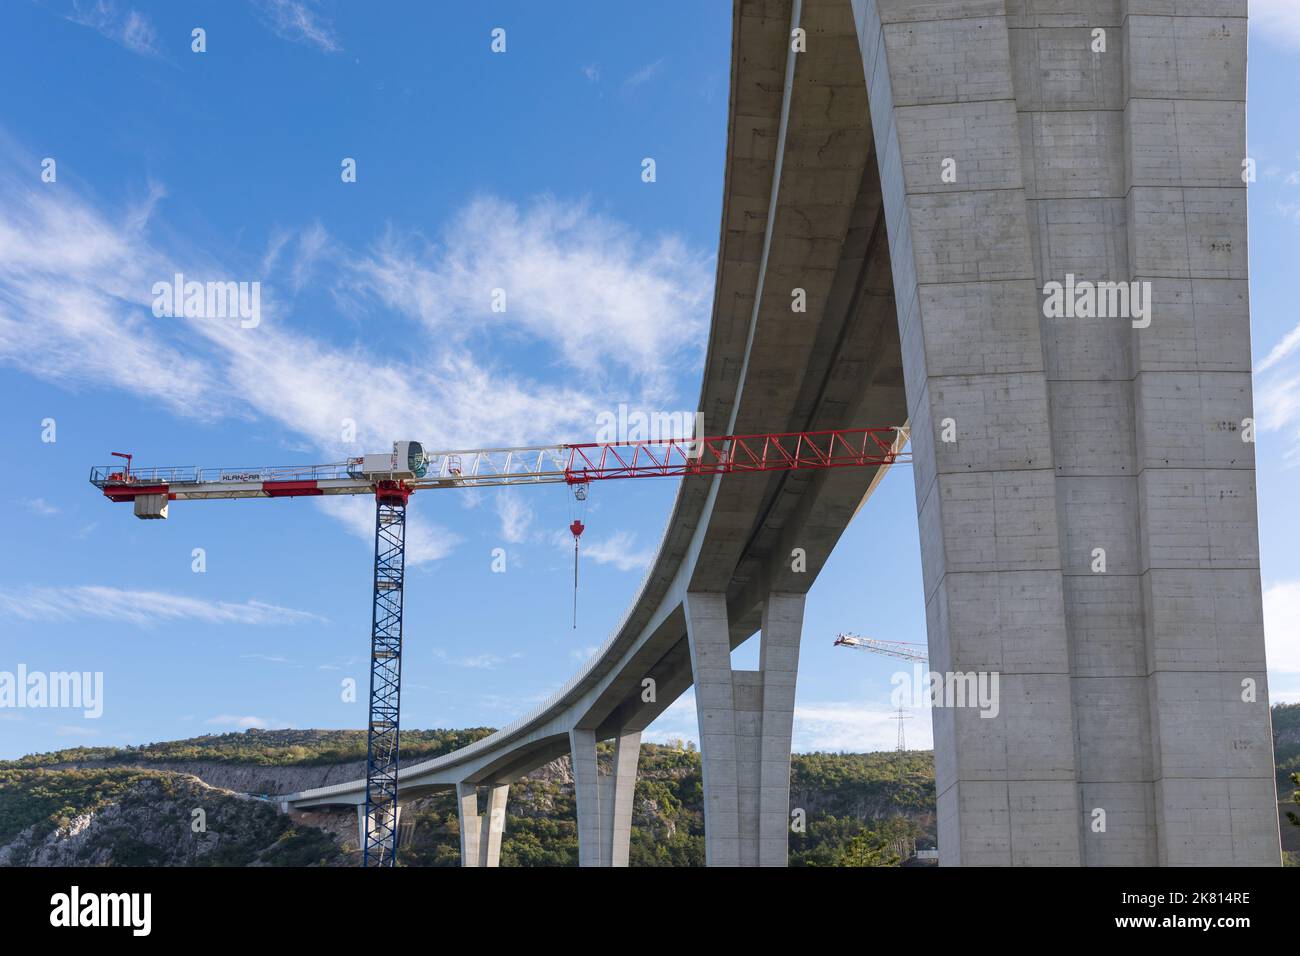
{"left": 293, "top": 0, "right": 1279, "bottom": 868}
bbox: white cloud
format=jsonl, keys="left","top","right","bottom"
{"left": 641, "top": 689, "right": 933, "bottom": 753}
{"left": 204, "top": 714, "right": 285, "bottom": 729}
{"left": 641, "top": 691, "right": 699, "bottom": 746}
{"left": 56, "top": 725, "right": 102, "bottom": 737}
{"left": 436, "top": 647, "right": 523, "bottom": 669}
{"left": 295, "top": 222, "right": 329, "bottom": 290}
{"left": 24, "top": 498, "right": 59, "bottom": 516}
{"left": 314, "top": 495, "right": 461, "bottom": 567}
{"left": 579, "top": 529, "right": 655, "bottom": 572}
{"left": 342, "top": 196, "right": 711, "bottom": 389}
{"left": 624, "top": 59, "right": 665, "bottom": 89}
{"left": 252, "top": 0, "right": 340, "bottom": 53}
{"left": 581, "top": 64, "right": 600, "bottom": 82}
{"left": 456, "top": 652, "right": 522, "bottom": 670}
{"left": 1258, "top": 321, "right": 1300, "bottom": 373}
{"left": 1251, "top": 0, "right": 1300, "bottom": 49}
{"left": 1255, "top": 322, "right": 1300, "bottom": 464}
{"left": 792, "top": 701, "right": 933, "bottom": 753}
{"left": 0, "top": 152, "right": 708, "bottom": 564}
{"left": 66, "top": 1, "right": 160, "bottom": 57}
{"left": 1264, "top": 579, "right": 1300, "bottom": 678}
{"left": 495, "top": 492, "right": 533, "bottom": 544}
{"left": 0, "top": 585, "right": 324, "bottom": 627}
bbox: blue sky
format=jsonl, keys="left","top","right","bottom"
{"left": 0, "top": 0, "right": 1297, "bottom": 761}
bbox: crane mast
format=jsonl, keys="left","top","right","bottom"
{"left": 90, "top": 427, "right": 910, "bottom": 866}
{"left": 364, "top": 480, "right": 410, "bottom": 866}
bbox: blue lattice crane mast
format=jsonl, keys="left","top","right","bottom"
{"left": 90, "top": 427, "right": 910, "bottom": 866}
{"left": 364, "top": 479, "right": 411, "bottom": 866}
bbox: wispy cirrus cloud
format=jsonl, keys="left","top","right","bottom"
{"left": 0, "top": 140, "right": 709, "bottom": 565}
{"left": 65, "top": 0, "right": 160, "bottom": 57}
{"left": 1255, "top": 321, "right": 1300, "bottom": 466}
{"left": 341, "top": 195, "right": 711, "bottom": 392}
{"left": 1251, "top": 0, "right": 1300, "bottom": 50}
{"left": 316, "top": 494, "right": 462, "bottom": 566}
{"left": 0, "top": 585, "right": 325, "bottom": 627}
{"left": 495, "top": 492, "right": 534, "bottom": 544}
{"left": 553, "top": 528, "right": 654, "bottom": 572}
{"left": 624, "top": 58, "right": 665, "bottom": 90}
{"left": 251, "top": 0, "right": 340, "bottom": 53}
{"left": 433, "top": 648, "right": 524, "bottom": 670}
{"left": 1263, "top": 579, "right": 1300, "bottom": 702}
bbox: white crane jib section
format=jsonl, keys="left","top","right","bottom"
{"left": 90, "top": 428, "right": 909, "bottom": 517}
{"left": 90, "top": 441, "right": 576, "bottom": 506}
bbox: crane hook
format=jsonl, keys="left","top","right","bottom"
{"left": 569, "top": 518, "right": 584, "bottom": 629}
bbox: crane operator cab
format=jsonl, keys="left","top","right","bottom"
{"left": 354, "top": 441, "right": 428, "bottom": 480}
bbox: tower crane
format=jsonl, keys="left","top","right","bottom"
{"left": 833, "top": 633, "right": 929, "bottom": 780}
{"left": 91, "top": 426, "right": 909, "bottom": 866}
{"left": 832, "top": 633, "right": 928, "bottom": 663}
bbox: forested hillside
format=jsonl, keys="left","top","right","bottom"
{"left": 0, "top": 729, "right": 935, "bottom": 866}
{"left": 3, "top": 704, "right": 1295, "bottom": 867}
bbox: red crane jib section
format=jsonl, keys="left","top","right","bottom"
{"left": 93, "top": 427, "right": 908, "bottom": 502}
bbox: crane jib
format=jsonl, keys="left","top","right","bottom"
{"left": 89, "top": 426, "right": 912, "bottom": 504}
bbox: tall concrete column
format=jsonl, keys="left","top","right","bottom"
{"left": 569, "top": 727, "right": 641, "bottom": 866}
{"left": 456, "top": 781, "right": 509, "bottom": 867}
{"left": 606, "top": 729, "right": 641, "bottom": 867}
{"left": 1121, "top": 1, "right": 1279, "bottom": 865}
{"left": 850, "top": 0, "right": 1278, "bottom": 864}
{"left": 684, "top": 590, "right": 804, "bottom": 867}
{"left": 569, "top": 728, "right": 603, "bottom": 867}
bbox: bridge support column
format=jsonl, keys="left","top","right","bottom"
{"left": 850, "top": 0, "right": 1276, "bottom": 864}
{"left": 356, "top": 802, "right": 400, "bottom": 855}
{"left": 569, "top": 727, "right": 640, "bottom": 866}
{"left": 685, "top": 591, "right": 803, "bottom": 867}
{"left": 456, "top": 782, "right": 508, "bottom": 867}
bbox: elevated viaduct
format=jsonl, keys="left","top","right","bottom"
{"left": 287, "top": 0, "right": 1280, "bottom": 867}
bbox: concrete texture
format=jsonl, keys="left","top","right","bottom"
{"left": 457, "top": 782, "right": 508, "bottom": 867}
{"left": 569, "top": 728, "right": 641, "bottom": 866}
{"left": 851, "top": 0, "right": 1278, "bottom": 865}
{"left": 686, "top": 590, "right": 805, "bottom": 866}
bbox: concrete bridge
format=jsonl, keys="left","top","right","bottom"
{"left": 285, "top": 0, "right": 1281, "bottom": 867}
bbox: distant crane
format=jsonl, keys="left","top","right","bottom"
{"left": 92, "top": 427, "right": 909, "bottom": 866}
{"left": 832, "top": 633, "right": 928, "bottom": 663}
{"left": 833, "top": 632, "right": 928, "bottom": 781}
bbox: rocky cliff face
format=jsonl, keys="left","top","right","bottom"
{"left": 0, "top": 775, "right": 346, "bottom": 867}
{"left": 47, "top": 759, "right": 368, "bottom": 797}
